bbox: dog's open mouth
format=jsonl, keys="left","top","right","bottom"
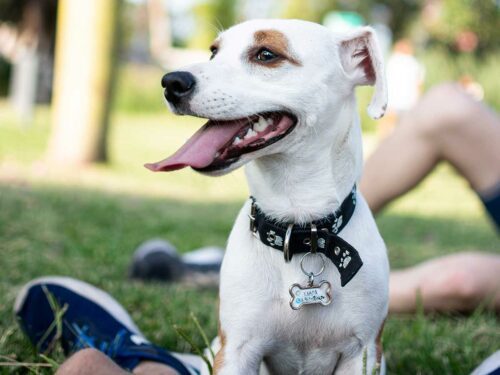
{"left": 145, "top": 111, "right": 297, "bottom": 172}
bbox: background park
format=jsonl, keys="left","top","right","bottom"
{"left": 0, "top": 0, "right": 499, "bottom": 373}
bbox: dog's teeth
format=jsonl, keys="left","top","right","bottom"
{"left": 266, "top": 118, "right": 273, "bottom": 125}
{"left": 215, "top": 151, "right": 221, "bottom": 158}
{"left": 244, "top": 129, "right": 257, "bottom": 139}
{"left": 251, "top": 121, "right": 259, "bottom": 130}
{"left": 254, "top": 117, "right": 268, "bottom": 132}
{"left": 233, "top": 137, "right": 242, "bottom": 145}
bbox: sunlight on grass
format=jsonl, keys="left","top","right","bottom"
{"left": 0, "top": 102, "right": 248, "bottom": 202}
{"left": 1, "top": 98, "right": 498, "bottom": 375}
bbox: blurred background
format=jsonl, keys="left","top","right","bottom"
{"left": 0, "top": 0, "right": 499, "bottom": 170}
{"left": 0, "top": 1, "right": 499, "bottom": 374}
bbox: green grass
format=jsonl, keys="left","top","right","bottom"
{"left": 0, "top": 101, "right": 499, "bottom": 374}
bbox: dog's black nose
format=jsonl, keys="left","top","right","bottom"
{"left": 161, "top": 71, "right": 196, "bottom": 104}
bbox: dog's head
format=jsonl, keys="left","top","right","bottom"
{"left": 146, "top": 19, "right": 387, "bottom": 176}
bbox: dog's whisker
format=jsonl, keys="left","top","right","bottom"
{"left": 208, "top": 19, "right": 225, "bottom": 36}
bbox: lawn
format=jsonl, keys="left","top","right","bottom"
{"left": 0, "top": 98, "right": 499, "bottom": 374}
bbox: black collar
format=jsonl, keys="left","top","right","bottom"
{"left": 249, "top": 186, "right": 362, "bottom": 287}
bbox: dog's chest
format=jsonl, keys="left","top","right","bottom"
{"left": 258, "top": 298, "right": 361, "bottom": 374}
{"left": 219, "top": 199, "right": 388, "bottom": 373}
{"left": 221, "top": 249, "right": 374, "bottom": 374}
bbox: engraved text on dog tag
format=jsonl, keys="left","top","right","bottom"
{"left": 289, "top": 280, "right": 332, "bottom": 310}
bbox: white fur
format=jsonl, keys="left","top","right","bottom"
{"left": 168, "top": 19, "right": 389, "bottom": 375}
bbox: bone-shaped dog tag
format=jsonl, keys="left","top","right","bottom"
{"left": 289, "top": 280, "right": 332, "bottom": 310}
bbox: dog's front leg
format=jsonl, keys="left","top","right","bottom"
{"left": 213, "top": 336, "right": 265, "bottom": 375}
{"left": 334, "top": 339, "right": 385, "bottom": 375}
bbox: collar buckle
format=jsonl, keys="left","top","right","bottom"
{"left": 249, "top": 201, "right": 258, "bottom": 236}
{"left": 283, "top": 224, "right": 294, "bottom": 262}
{"left": 310, "top": 224, "right": 318, "bottom": 253}
{"left": 302, "top": 223, "right": 318, "bottom": 253}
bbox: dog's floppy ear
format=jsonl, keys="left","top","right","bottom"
{"left": 337, "top": 27, "right": 387, "bottom": 119}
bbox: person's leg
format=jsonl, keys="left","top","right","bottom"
{"left": 55, "top": 348, "right": 129, "bottom": 375}
{"left": 14, "top": 277, "right": 196, "bottom": 375}
{"left": 55, "top": 349, "right": 178, "bottom": 375}
{"left": 361, "top": 83, "right": 500, "bottom": 215}
{"left": 389, "top": 252, "right": 500, "bottom": 314}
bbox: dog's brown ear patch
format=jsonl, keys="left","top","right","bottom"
{"left": 250, "top": 29, "right": 301, "bottom": 67}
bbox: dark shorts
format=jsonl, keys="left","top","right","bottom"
{"left": 480, "top": 182, "right": 500, "bottom": 231}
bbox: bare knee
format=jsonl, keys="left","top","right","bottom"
{"left": 422, "top": 253, "right": 484, "bottom": 311}
{"left": 409, "top": 83, "right": 479, "bottom": 139}
{"left": 56, "top": 348, "right": 123, "bottom": 375}
{"left": 437, "top": 269, "right": 479, "bottom": 306}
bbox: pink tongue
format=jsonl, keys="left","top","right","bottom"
{"left": 145, "top": 120, "right": 245, "bottom": 172}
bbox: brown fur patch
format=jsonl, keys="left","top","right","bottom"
{"left": 249, "top": 29, "right": 301, "bottom": 67}
{"left": 213, "top": 320, "right": 227, "bottom": 374}
{"left": 375, "top": 318, "right": 386, "bottom": 366}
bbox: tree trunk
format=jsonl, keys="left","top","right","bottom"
{"left": 47, "top": 0, "right": 119, "bottom": 166}
{"left": 8, "top": 0, "right": 43, "bottom": 123}
{"left": 146, "top": 0, "right": 209, "bottom": 69}
{"left": 9, "top": 48, "right": 38, "bottom": 123}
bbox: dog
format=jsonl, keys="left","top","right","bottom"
{"left": 147, "top": 19, "right": 389, "bottom": 375}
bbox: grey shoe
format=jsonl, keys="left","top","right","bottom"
{"left": 129, "top": 239, "right": 185, "bottom": 281}
{"left": 129, "top": 240, "right": 223, "bottom": 286}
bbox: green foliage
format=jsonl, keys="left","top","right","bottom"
{"left": 419, "top": 48, "right": 500, "bottom": 111}
{"left": 113, "top": 63, "right": 166, "bottom": 114}
{"left": 425, "top": 0, "right": 500, "bottom": 53}
{"left": 281, "top": 0, "right": 333, "bottom": 23}
{"left": 0, "top": 0, "right": 22, "bottom": 22}
{"left": 375, "top": 0, "right": 421, "bottom": 39}
{"left": 0, "top": 58, "right": 10, "bottom": 97}
{"left": 213, "top": 0, "right": 236, "bottom": 30}
{"left": 280, "top": 0, "right": 420, "bottom": 40}
{"left": 188, "top": 0, "right": 236, "bottom": 49}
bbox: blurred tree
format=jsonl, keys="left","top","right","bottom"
{"left": 214, "top": 0, "right": 237, "bottom": 28}
{"left": 282, "top": 0, "right": 333, "bottom": 23}
{"left": 188, "top": 0, "right": 236, "bottom": 49}
{"left": 424, "top": 0, "right": 499, "bottom": 53}
{"left": 47, "top": 0, "right": 120, "bottom": 166}
{"left": 0, "top": 60, "right": 9, "bottom": 96}
{"left": 372, "top": 0, "right": 420, "bottom": 39}
{"left": 147, "top": 0, "right": 172, "bottom": 62}
{"left": 0, "top": 0, "right": 57, "bottom": 120}
{"left": 146, "top": 0, "right": 209, "bottom": 69}
{"left": 281, "top": 0, "right": 421, "bottom": 40}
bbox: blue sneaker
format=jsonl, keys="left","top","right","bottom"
{"left": 14, "top": 276, "right": 198, "bottom": 374}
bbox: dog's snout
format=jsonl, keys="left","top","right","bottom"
{"left": 162, "top": 71, "right": 196, "bottom": 104}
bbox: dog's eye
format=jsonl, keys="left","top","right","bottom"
{"left": 210, "top": 47, "right": 218, "bottom": 60}
{"left": 256, "top": 48, "right": 278, "bottom": 62}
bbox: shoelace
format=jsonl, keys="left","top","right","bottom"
{"left": 71, "top": 323, "right": 128, "bottom": 358}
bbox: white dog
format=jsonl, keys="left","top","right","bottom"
{"left": 147, "top": 19, "right": 389, "bottom": 375}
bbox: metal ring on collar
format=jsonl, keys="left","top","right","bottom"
{"left": 300, "top": 252, "right": 326, "bottom": 277}
{"left": 283, "top": 223, "right": 294, "bottom": 262}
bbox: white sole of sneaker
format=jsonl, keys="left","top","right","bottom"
{"left": 14, "top": 276, "right": 142, "bottom": 336}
